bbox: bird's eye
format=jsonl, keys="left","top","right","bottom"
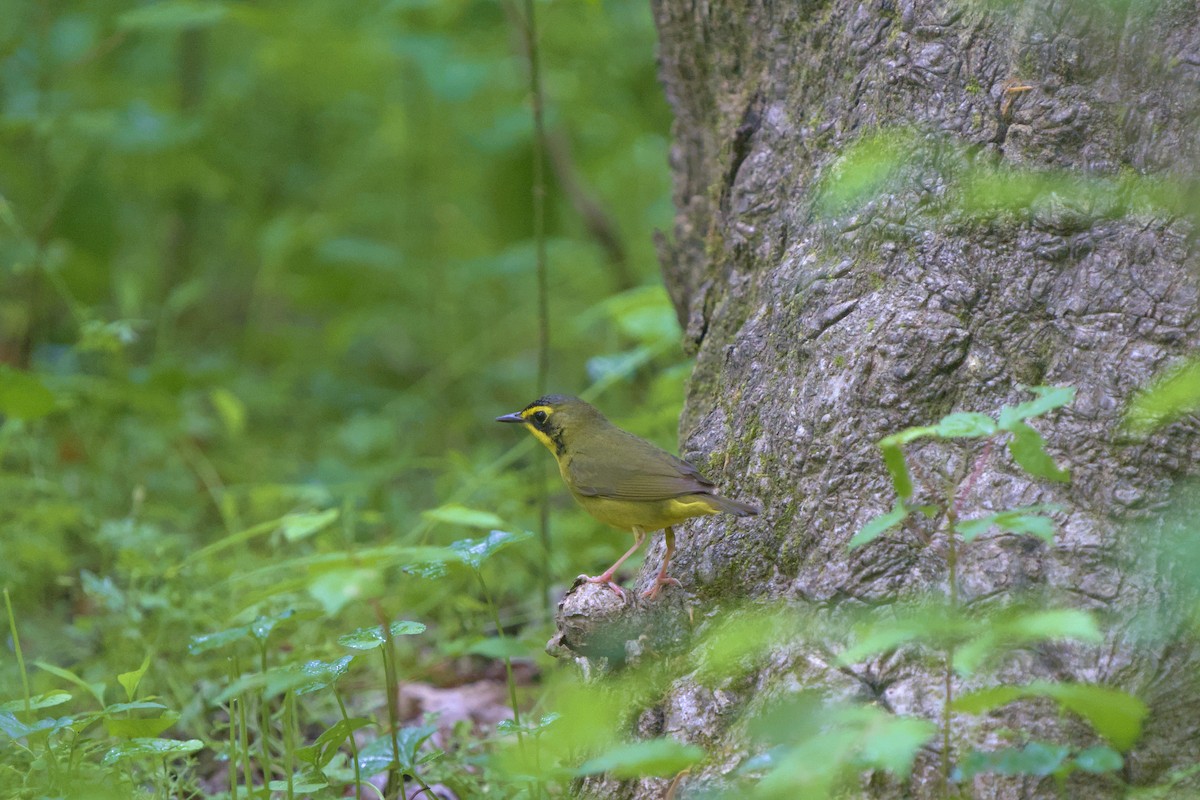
{"left": 532, "top": 410, "right": 548, "bottom": 424}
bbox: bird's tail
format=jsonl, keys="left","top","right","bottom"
{"left": 707, "top": 493, "right": 760, "bottom": 517}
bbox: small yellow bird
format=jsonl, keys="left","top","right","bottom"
{"left": 497, "top": 395, "right": 758, "bottom": 598}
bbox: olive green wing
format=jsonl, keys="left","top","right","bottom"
{"left": 567, "top": 429, "right": 715, "bottom": 501}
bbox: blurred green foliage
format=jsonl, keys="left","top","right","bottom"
{"left": 0, "top": 0, "right": 685, "bottom": 795}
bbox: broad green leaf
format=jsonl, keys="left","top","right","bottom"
{"left": 956, "top": 742, "right": 1070, "bottom": 780}
{"left": 1007, "top": 421, "right": 1070, "bottom": 482}
{"left": 338, "top": 620, "right": 426, "bottom": 650}
{"left": 308, "top": 567, "right": 383, "bottom": 615}
{"left": 837, "top": 621, "right": 930, "bottom": 666}
{"left": 856, "top": 716, "right": 936, "bottom": 777}
{"left": 117, "top": 2, "right": 229, "bottom": 31}
{"left": 356, "top": 724, "right": 437, "bottom": 773}
{"left": 957, "top": 505, "right": 1061, "bottom": 543}
{"left": 1125, "top": 360, "right": 1200, "bottom": 434}
{"left": 104, "top": 712, "right": 178, "bottom": 739}
{"left": 997, "top": 386, "right": 1076, "bottom": 429}
{"left": 952, "top": 682, "right": 1147, "bottom": 750}
{"left": 880, "top": 442, "right": 913, "bottom": 499}
{"left": 189, "top": 611, "right": 296, "bottom": 654}
{"left": 1044, "top": 683, "right": 1147, "bottom": 751}
{"left": 0, "top": 691, "right": 72, "bottom": 712}
{"left": 118, "top": 651, "right": 153, "bottom": 702}
{"left": 422, "top": 504, "right": 504, "bottom": 529}
{"left": 101, "top": 738, "right": 203, "bottom": 764}
{"left": 188, "top": 624, "right": 252, "bottom": 654}
{"left": 269, "top": 773, "right": 328, "bottom": 793}
{"left": 576, "top": 738, "right": 705, "bottom": 778}
{"left": 209, "top": 387, "right": 246, "bottom": 437}
{"left": 496, "top": 713, "right": 560, "bottom": 736}
{"left": 1075, "top": 745, "right": 1123, "bottom": 773}
{"left": 953, "top": 609, "right": 1101, "bottom": 675}
{"left": 934, "top": 412, "right": 997, "bottom": 438}
{"left": 34, "top": 661, "right": 106, "bottom": 706}
{"left": 281, "top": 508, "right": 339, "bottom": 541}
{"left": 0, "top": 712, "right": 75, "bottom": 740}
{"left": 294, "top": 656, "right": 356, "bottom": 695}
{"left": 848, "top": 502, "right": 909, "bottom": 549}
{"left": 298, "top": 717, "right": 374, "bottom": 768}
{"left": 465, "top": 636, "right": 532, "bottom": 659}
{"left": 0, "top": 366, "right": 55, "bottom": 420}
{"left": 449, "top": 529, "right": 533, "bottom": 570}
{"left": 249, "top": 610, "right": 295, "bottom": 642}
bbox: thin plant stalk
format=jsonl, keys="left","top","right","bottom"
{"left": 258, "top": 644, "right": 273, "bottom": 790}
{"left": 371, "top": 600, "right": 406, "bottom": 800}
{"left": 284, "top": 689, "right": 297, "bottom": 800}
{"left": 335, "top": 688, "right": 363, "bottom": 800}
{"left": 3, "top": 589, "right": 31, "bottom": 714}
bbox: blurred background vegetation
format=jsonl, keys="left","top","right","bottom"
{"left": 0, "top": 0, "right": 690, "bottom": 795}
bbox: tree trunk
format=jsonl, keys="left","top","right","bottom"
{"left": 552, "top": 1, "right": 1200, "bottom": 797}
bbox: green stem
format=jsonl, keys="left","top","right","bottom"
{"left": 335, "top": 689, "right": 363, "bottom": 800}
{"left": 3, "top": 589, "right": 31, "bottom": 715}
{"left": 943, "top": 491, "right": 961, "bottom": 796}
{"left": 258, "top": 645, "right": 273, "bottom": 790}
{"left": 371, "top": 601, "right": 406, "bottom": 800}
{"left": 284, "top": 690, "right": 296, "bottom": 800}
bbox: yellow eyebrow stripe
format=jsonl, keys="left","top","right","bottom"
{"left": 521, "top": 405, "right": 553, "bottom": 419}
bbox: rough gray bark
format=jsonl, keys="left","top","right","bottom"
{"left": 552, "top": 0, "right": 1200, "bottom": 797}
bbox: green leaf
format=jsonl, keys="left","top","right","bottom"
{"left": 34, "top": 661, "right": 106, "bottom": 706}
{"left": 1043, "top": 683, "right": 1147, "bottom": 751}
{"left": 933, "top": 412, "right": 997, "bottom": 438}
{"left": 956, "top": 742, "right": 1071, "bottom": 780}
{"left": 118, "top": 651, "right": 153, "bottom": 702}
{"left": 0, "top": 366, "right": 55, "bottom": 420}
{"left": 0, "top": 712, "right": 75, "bottom": 740}
{"left": 209, "top": 387, "right": 246, "bottom": 437}
{"left": 952, "top": 682, "right": 1147, "bottom": 750}
{"left": 101, "top": 738, "right": 203, "bottom": 764}
{"left": 848, "top": 501, "right": 909, "bottom": 549}
{"left": 188, "top": 624, "right": 252, "bottom": 654}
{"left": 1125, "top": 360, "right": 1200, "bottom": 434}
{"left": 0, "top": 691, "right": 72, "bottom": 712}
{"left": 308, "top": 567, "right": 383, "bottom": 615}
{"left": 1074, "top": 745, "right": 1123, "bottom": 774}
{"left": 880, "top": 442, "right": 913, "bottom": 499}
{"left": 337, "top": 620, "right": 426, "bottom": 650}
{"left": 957, "top": 505, "right": 1061, "bottom": 543}
{"left": 496, "top": 713, "right": 560, "bottom": 736}
{"left": 997, "top": 386, "right": 1076, "bottom": 429}
{"left": 281, "top": 508, "right": 339, "bottom": 542}
{"left": 103, "top": 712, "right": 179, "bottom": 739}
{"left": 298, "top": 717, "right": 375, "bottom": 768}
{"left": 422, "top": 504, "right": 504, "bottom": 529}
{"left": 856, "top": 716, "right": 936, "bottom": 778}
{"left": 269, "top": 772, "right": 328, "bottom": 793}
{"left": 837, "top": 619, "right": 931, "bottom": 666}
{"left": 117, "top": 1, "right": 229, "bottom": 31}
{"left": 449, "top": 529, "right": 533, "bottom": 570}
{"left": 356, "top": 724, "right": 438, "bottom": 773}
{"left": 953, "top": 610, "right": 1101, "bottom": 675}
{"left": 293, "top": 656, "right": 356, "bottom": 695}
{"left": 1007, "top": 421, "right": 1070, "bottom": 482}
{"left": 576, "top": 738, "right": 705, "bottom": 778}
{"left": 465, "top": 636, "right": 531, "bottom": 659}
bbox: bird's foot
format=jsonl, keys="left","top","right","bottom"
{"left": 579, "top": 572, "right": 626, "bottom": 599}
{"left": 642, "top": 575, "right": 682, "bottom": 600}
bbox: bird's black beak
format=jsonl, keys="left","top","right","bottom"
{"left": 495, "top": 412, "right": 525, "bottom": 424}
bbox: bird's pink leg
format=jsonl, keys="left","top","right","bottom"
{"left": 582, "top": 526, "right": 646, "bottom": 598}
{"left": 643, "top": 526, "right": 682, "bottom": 599}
